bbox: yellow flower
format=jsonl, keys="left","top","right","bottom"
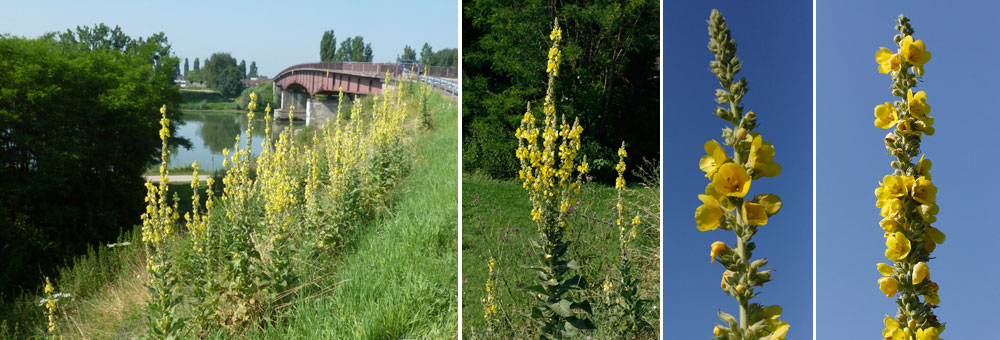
{"left": 910, "top": 176, "right": 937, "bottom": 204}
{"left": 876, "top": 47, "right": 901, "bottom": 74}
{"left": 916, "top": 155, "right": 932, "bottom": 179}
{"left": 748, "top": 134, "right": 781, "bottom": 178}
{"left": 44, "top": 278, "right": 54, "bottom": 294}
{"left": 883, "top": 316, "right": 912, "bottom": 340}
{"left": 879, "top": 175, "right": 913, "bottom": 199}
{"left": 762, "top": 305, "right": 789, "bottom": 340}
{"left": 712, "top": 163, "right": 751, "bottom": 198}
{"left": 710, "top": 241, "right": 730, "bottom": 263}
{"left": 878, "top": 276, "right": 898, "bottom": 297}
{"left": 915, "top": 326, "right": 942, "bottom": 340}
{"left": 900, "top": 35, "right": 931, "bottom": 76}
{"left": 878, "top": 198, "right": 903, "bottom": 218}
{"left": 879, "top": 217, "right": 899, "bottom": 234}
{"left": 742, "top": 201, "right": 768, "bottom": 226}
{"left": 924, "top": 226, "right": 946, "bottom": 244}
{"left": 631, "top": 215, "right": 640, "bottom": 225}
{"left": 695, "top": 194, "right": 725, "bottom": 231}
{"left": 885, "top": 232, "right": 911, "bottom": 261}
{"left": 912, "top": 262, "right": 929, "bottom": 284}
{"left": 907, "top": 89, "right": 931, "bottom": 118}
{"left": 699, "top": 140, "right": 730, "bottom": 178}
{"left": 713, "top": 325, "right": 725, "bottom": 337}
{"left": 877, "top": 263, "right": 895, "bottom": 277}
{"left": 874, "top": 102, "right": 898, "bottom": 129}
{"left": 754, "top": 193, "right": 783, "bottom": 216}
{"left": 924, "top": 281, "right": 940, "bottom": 305}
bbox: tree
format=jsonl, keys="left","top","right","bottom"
{"left": 430, "top": 48, "right": 458, "bottom": 67}
{"left": 203, "top": 52, "right": 243, "bottom": 97}
{"left": 184, "top": 58, "right": 189, "bottom": 75}
{"left": 239, "top": 59, "right": 246, "bottom": 79}
{"left": 0, "top": 29, "right": 185, "bottom": 296}
{"left": 399, "top": 45, "right": 417, "bottom": 62}
{"left": 249, "top": 61, "right": 258, "bottom": 78}
{"left": 463, "top": 0, "right": 660, "bottom": 181}
{"left": 420, "top": 43, "right": 433, "bottom": 65}
{"left": 320, "top": 30, "right": 337, "bottom": 62}
{"left": 335, "top": 36, "right": 373, "bottom": 62}
{"left": 193, "top": 57, "right": 200, "bottom": 70}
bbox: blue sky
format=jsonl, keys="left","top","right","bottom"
{"left": 0, "top": 0, "right": 458, "bottom": 77}
{"left": 817, "top": 1, "right": 1000, "bottom": 339}
{"left": 663, "top": 1, "right": 812, "bottom": 339}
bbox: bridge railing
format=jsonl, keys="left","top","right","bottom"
{"left": 273, "top": 62, "right": 457, "bottom": 80}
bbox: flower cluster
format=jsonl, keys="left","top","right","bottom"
{"left": 872, "top": 15, "right": 944, "bottom": 340}
{"left": 697, "top": 9, "right": 787, "bottom": 340}
{"left": 514, "top": 19, "right": 594, "bottom": 337}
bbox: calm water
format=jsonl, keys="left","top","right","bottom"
{"left": 168, "top": 111, "right": 303, "bottom": 171}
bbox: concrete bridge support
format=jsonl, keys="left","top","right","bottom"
{"left": 273, "top": 85, "right": 309, "bottom": 122}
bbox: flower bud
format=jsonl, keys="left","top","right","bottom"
{"left": 736, "top": 128, "right": 747, "bottom": 139}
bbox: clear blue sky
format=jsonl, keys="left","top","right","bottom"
{"left": 0, "top": 0, "right": 458, "bottom": 77}
{"left": 663, "top": 1, "right": 812, "bottom": 339}
{"left": 817, "top": 1, "right": 1000, "bottom": 339}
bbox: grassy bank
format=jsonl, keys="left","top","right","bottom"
{"left": 180, "top": 89, "right": 237, "bottom": 111}
{"left": 461, "top": 169, "right": 660, "bottom": 338}
{"left": 1, "top": 85, "right": 458, "bottom": 339}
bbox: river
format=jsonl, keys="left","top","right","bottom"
{"left": 167, "top": 110, "right": 304, "bottom": 172}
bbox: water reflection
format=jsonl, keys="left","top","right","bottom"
{"left": 168, "top": 111, "right": 302, "bottom": 171}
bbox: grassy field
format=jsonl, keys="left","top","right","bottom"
{"left": 1, "top": 88, "right": 458, "bottom": 339}
{"left": 180, "top": 89, "right": 239, "bottom": 111}
{"left": 461, "top": 168, "right": 660, "bottom": 338}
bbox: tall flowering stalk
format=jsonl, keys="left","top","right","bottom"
{"left": 140, "top": 105, "right": 184, "bottom": 338}
{"left": 696, "top": 10, "right": 787, "bottom": 340}
{"left": 872, "top": 15, "right": 945, "bottom": 340}
{"left": 610, "top": 143, "right": 651, "bottom": 336}
{"left": 514, "top": 18, "right": 594, "bottom": 337}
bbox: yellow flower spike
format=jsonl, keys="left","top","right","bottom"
{"left": 695, "top": 194, "right": 726, "bottom": 231}
{"left": 742, "top": 201, "right": 768, "bottom": 226}
{"left": 912, "top": 262, "right": 929, "bottom": 284}
{"left": 874, "top": 102, "right": 899, "bottom": 129}
{"left": 907, "top": 89, "right": 931, "bottom": 118}
{"left": 885, "top": 232, "right": 912, "bottom": 261}
{"left": 878, "top": 276, "right": 899, "bottom": 297}
{"left": 900, "top": 35, "right": 931, "bottom": 76}
{"left": 712, "top": 163, "right": 751, "bottom": 198}
{"left": 748, "top": 134, "right": 781, "bottom": 178}
{"left": 883, "top": 316, "right": 911, "bottom": 340}
{"left": 910, "top": 176, "right": 937, "bottom": 204}
{"left": 876, "top": 47, "right": 902, "bottom": 74}
{"left": 710, "top": 241, "right": 730, "bottom": 263}
{"left": 699, "top": 140, "right": 730, "bottom": 178}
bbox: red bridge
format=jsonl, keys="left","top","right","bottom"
{"left": 271, "top": 62, "right": 456, "bottom": 125}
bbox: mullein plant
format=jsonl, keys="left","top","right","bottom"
{"left": 609, "top": 143, "right": 651, "bottom": 336}
{"left": 695, "top": 10, "right": 787, "bottom": 340}
{"left": 872, "top": 15, "right": 945, "bottom": 340}
{"left": 140, "top": 105, "right": 185, "bottom": 339}
{"left": 514, "top": 19, "right": 595, "bottom": 338}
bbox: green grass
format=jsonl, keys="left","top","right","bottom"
{"left": 180, "top": 89, "right": 239, "bottom": 111}
{"left": 461, "top": 172, "right": 660, "bottom": 338}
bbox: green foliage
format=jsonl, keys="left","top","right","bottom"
{"left": 420, "top": 43, "right": 434, "bottom": 65}
{"left": 248, "top": 61, "right": 258, "bottom": 78}
{"left": 399, "top": 44, "right": 417, "bottom": 62}
{"left": 320, "top": 30, "right": 337, "bottom": 62}
{"left": 203, "top": 53, "right": 244, "bottom": 97}
{"left": 180, "top": 89, "right": 235, "bottom": 110}
{"left": 235, "top": 82, "right": 276, "bottom": 113}
{"left": 463, "top": 0, "right": 660, "bottom": 183}
{"left": 238, "top": 60, "right": 246, "bottom": 79}
{"left": 184, "top": 58, "right": 189, "bottom": 75}
{"left": 193, "top": 57, "right": 200, "bottom": 71}
{"left": 0, "top": 30, "right": 184, "bottom": 297}
{"left": 335, "top": 36, "right": 373, "bottom": 62}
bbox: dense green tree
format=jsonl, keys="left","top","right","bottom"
{"left": 335, "top": 36, "right": 373, "bottom": 62}
{"left": 399, "top": 45, "right": 417, "bottom": 62}
{"left": 239, "top": 59, "right": 246, "bottom": 79}
{"left": 463, "top": 0, "right": 660, "bottom": 181}
{"left": 420, "top": 43, "right": 433, "bottom": 65}
{"left": 249, "top": 61, "right": 258, "bottom": 78}
{"left": 430, "top": 48, "right": 458, "bottom": 67}
{"left": 193, "top": 57, "right": 200, "bottom": 70}
{"left": 0, "top": 29, "right": 185, "bottom": 295}
{"left": 320, "top": 30, "right": 337, "bottom": 62}
{"left": 184, "top": 57, "right": 189, "bottom": 75}
{"left": 203, "top": 53, "right": 243, "bottom": 97}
